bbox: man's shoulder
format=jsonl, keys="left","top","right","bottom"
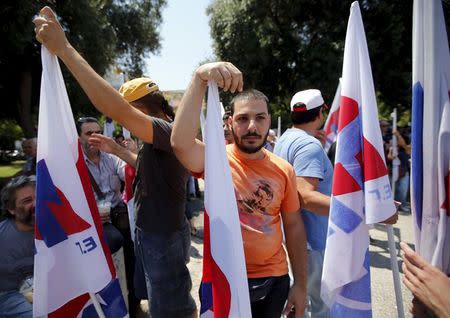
{"left": 152, "top": 117, "right": 173, "bottom": 131}
{"left": 0, "top": 218, "right": 14, "bottom": 236}
{"left": 281, "top": 129, "right": 320, "bottom": 148}
{"left": 265, "top": 151, "right": 296, "bottom": 177}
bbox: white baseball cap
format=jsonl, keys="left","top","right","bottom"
{"left": 290, "top": 89, "right": 326, "bottom": 112}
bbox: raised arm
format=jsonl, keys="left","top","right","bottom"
{"left": 171, "top": 62, "right": 243, "bottom": 173}
{"left": 33, "top": 7, "right": 153, "bottom": 144}
{"left": 89, "top": 133, "right": 137, "bottom": 168}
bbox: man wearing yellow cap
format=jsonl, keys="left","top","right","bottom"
{"left": 34, "top": 7, "right": 197, "bottom": 318}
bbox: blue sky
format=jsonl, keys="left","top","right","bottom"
{"left": 145, "top": 0, "right": 214, "bottom": 91}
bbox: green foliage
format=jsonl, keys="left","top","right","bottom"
{"left": 0, "top": 0, "right": 166, "bottom": 131}
{"left": 0, "top": 119, "right": 24, "bottom": 150}
{"left": 208, "top": 1, "right": 450, "bottom": 129}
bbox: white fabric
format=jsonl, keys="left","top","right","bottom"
{"left": 202, "top": 81, "right": 252, "bottom": 317}
{"left": 33, "top": 47, "right": 124, "bottom": 317}
{"left": 412, "top": 0, "right": 450, "bottom": 272}
{"left": 323, "top": 80, "right": 341, "bottom": 152}
{"left": 321, "top": 2, "right": 396, "bottom": 314}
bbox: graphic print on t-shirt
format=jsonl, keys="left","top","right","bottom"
{"left": 236, "top": 179, "right": 275, "bottom": 234}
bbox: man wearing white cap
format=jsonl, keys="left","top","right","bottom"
{"left": 274, "top": 89, "right": 332, "bottom": 318}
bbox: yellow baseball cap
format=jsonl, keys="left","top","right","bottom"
{"left": 119, "top": 77, "right": 159, "bottom": 102}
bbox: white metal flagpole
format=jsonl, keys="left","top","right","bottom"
{"left": 89, "top": 292, "right": 106, "bottom": 318}
{"left": 277, "top": 116, "right": 281, "bottom": 139}
{"left": 387, "top": 108, "right": 405, "bottom": 318}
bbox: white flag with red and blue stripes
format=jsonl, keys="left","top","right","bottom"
{"left": 412, "top": 0, "right": 450, "bottom": 273}
{"left": 199, "top": 82, "right": 252, "bottom": 318}
{"left": 321, "top": 2, "right": 396, "bottom": 317}
{"left": 33, "top": 47, "right": 128, "bottom": 317}
{"left": 323, "top": 80, "right": 341, "bottom": 152}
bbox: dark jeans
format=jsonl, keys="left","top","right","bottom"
{"left": 248, "top": 274, "right": 290, "bottom": 318}
{"left": 111, "top": 203, "right": 141, "bottom": 316}
{"left": 135, "top": 219, "right": 196, "bottom": 318}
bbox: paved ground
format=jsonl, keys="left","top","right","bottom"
{"left": 140, "top": 190, "right": 415, "bottom": 318}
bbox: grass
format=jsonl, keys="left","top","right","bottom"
{"left": 0, "top": 160, "right": 25, "bottom": 179}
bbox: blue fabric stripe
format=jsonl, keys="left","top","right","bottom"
{"left": 330, "top": 197, "right": 363, "bottom": 234}
{"left": 339, "top": 250, "right": 371, "bottom": 303}
{"left": 331, "top": 302, "right": 372, "bottom": 318}
{"left": 200, "top": 282, "right": 213, "bottom": 314}
{"left": 412, "top": 82, "right": 424, "bottom": 230}
{"left": 36, "top": 159, "right": 68, "bottom": 247}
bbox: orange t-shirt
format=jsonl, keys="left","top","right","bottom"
{"left": 226, "top": 145, "right": 300, "bottom": 278}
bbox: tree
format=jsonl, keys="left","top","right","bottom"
{"left": 207, "top": 0, "right": 450, "bottom": 127}
{"left": 0, "top": 0, "right": 166, "bottom": 138}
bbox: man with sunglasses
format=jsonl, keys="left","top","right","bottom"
{"left": 76, "top": 116, "right": 142, "bottom": 315}
{"left": 274, "top": 89, "right": 333, "bottom": 318}
{"left": 76, "top": 117, "right": 126, "bottom": 251}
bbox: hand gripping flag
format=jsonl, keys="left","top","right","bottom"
{"left": 33, "top": 47, "right": 128, "bottom": 317}
{"left": 321, "top": 2, "right": 396, "bottom": 317}
{"left": 323, "top": 79, "right": 342, "bottom": 152}
{"left": 199, "top": 82, "right": 252, "bottom": 318}
{"left": 412, "top": 0, "right": 450, "bottom": 273}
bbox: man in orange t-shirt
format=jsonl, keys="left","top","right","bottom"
{"left": 171, "top": 62, "right": 308, "bottom": 318}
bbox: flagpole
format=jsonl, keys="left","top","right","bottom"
{"left": 387, "top": 108, "right": 405, "bottom": 318}
{"left": 89, "top": 292, "right": 106, "bottom": 318}
{"left": 277, "top": 116, "right": 281, "bottom": 139}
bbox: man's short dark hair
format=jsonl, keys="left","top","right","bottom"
{"left": 133, "top": 92, "right": 175, "bottom": 121}
{"left": 230, "top": 89, "right": 271, "bottom": 116}
{"left": 1, "top": 175, "right": 36, "bottom": 217}
{"left": 291, "top": 104, "right": 323, "bottom": 125}
{"left": 76, "top": 117, "right": 99, "bottom": 136}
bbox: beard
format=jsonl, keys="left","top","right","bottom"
{"left": 232, "top": 128, "right": 269, "bottom": 154}
{"left": 15, "top": 206, "right": 35, "bottom": 227}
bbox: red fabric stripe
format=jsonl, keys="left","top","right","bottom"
{"left": 202, "top": 211, "right": 232, "bottom": 317}
{"left": 442, "top": 172, "right": 449, "bottom": 216}
{"left": 123, "top": 164, "right": 135, "bottom": 203}
{"left": 332, "top": 163, "right": 362, "bottom": 196}
{"left": 75, "top": 141, "right": 115, "bottom": 277}
{"left": 338, "top": 96, "right": 359, "bottom": 132}
{"left": 48, "top": 293, "right": 89, "bottom": 318}
{"left": 362, "top": 137, "right": 388, "bottom": 181}
{"left": 324, "top": 109, "right": 340, "bottom": 135}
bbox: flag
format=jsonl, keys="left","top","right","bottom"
{"left": 321, "top": 2, "right": 396, "bottom": 317}
{"left": 33, "top": 47, "right": 128, "bottom": 317}
{"left": 200, "top": 108, "right": 206, "bottom": 139}
{"left": 199, "top": 82, "right": 252, "bottom": 317}
{"left": 323, "top": 79, "right": 342, "bottom": 152}
{"left": 122, "top": 127, "right": 130, "bottom": 140}
{"left": 412, "top": 0, "right": 450, "bottom": 273}
{"left": 103, "top": 117, "right": 114, "bottom": 138}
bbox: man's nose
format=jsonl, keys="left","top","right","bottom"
{"left": 248, "top": 118, "right": 257, "bottom": 131}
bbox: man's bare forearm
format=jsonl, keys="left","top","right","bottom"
{"left": 58, "top": 45, "right": 133, "bottom": 123}
{"left": 111, "top": 145, "right": 137, "bottom": 168}
{"left": 284, "top": 215, "right": 307, "bottom": 289}
{"left": 171, "top": 74, "right": 206, "bottom": 152}
{"left": 299, "top": 191, "right": 330, "bottom": 216}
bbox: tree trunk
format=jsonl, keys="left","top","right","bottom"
{"left": 17, "top": 71, "right": 35, "bottom": 138}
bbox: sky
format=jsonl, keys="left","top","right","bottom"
{"left": 145, "top": 0, "right": 214, "bottom": 91}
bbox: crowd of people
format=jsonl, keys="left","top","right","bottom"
{"left": 1, "top": 5, "right": 449, "bottom": 318}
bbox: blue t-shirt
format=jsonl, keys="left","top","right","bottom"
{"left": 274, "top": 128, "right": 333, "bottom": 251}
